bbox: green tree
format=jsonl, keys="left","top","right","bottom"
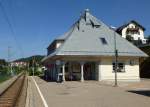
{"left": 147, "top": 36, "right": 150, "bottom": 44}
{"left": 0, "top": 59, "right": 7, "bottom": 66}
{"left": 0, "top": 59, "right": 8, "bottom": 74}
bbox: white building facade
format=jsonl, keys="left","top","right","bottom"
{"left": 116, "top": 21, "right": 147, "bottom": 44}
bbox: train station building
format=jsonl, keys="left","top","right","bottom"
{"left": 42, "top": 9, "right": 147, "bottom": 82}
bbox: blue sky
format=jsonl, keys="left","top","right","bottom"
{"left": 0, "top": 0, "right": 150, "bottom": 60}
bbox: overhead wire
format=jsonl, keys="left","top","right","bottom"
{"left": 0, "top": 1, "right": 24, "bottom": 59}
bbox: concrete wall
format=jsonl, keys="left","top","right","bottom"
{"left": 99, "top": 57, "right": 140, "bottom": 81}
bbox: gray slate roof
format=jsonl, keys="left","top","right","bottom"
{"left": 43, "top": 9, "right": 148, "bottom": 62}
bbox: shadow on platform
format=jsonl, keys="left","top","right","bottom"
{"left": 39, "top": 76, "right": 56, "bottom": 82}
{"left": 128, "top": 90, "right": 150, "bottom": 97}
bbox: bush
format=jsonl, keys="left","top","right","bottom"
{"left": 28, "top": 67, "right": 43, "bottom": 76}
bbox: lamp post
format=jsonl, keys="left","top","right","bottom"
{"left": 111, "top": 26, "right": 118, "bottom": 87}
{"left": 114, "top": 29, "right": 118, "bottom": 87}
{"left": 56, "top": 60, "right": 61, "bottom": 82}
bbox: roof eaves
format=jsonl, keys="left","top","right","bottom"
{"left": 47, "top": 40, "right": 56, "bottom": 49}
{"left": 56, "top": 50, "right": 148, "bottom": 57}
{"left": 130, "top": 20, "right": 146, "bottom": 31}
{"left": 41, "top": 50, "right": 58, "bottom": 62}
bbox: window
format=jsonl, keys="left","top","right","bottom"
{"left": 129, "top": 60, "right": 135, "bottom": 66}
{"left": 100, "top": 37, "right": 107, "bottom": 44}
{"left": 112, "top": 62, "right": 125, "bottom": 72}
{"left": 94, "top": 25, "right": 100, "bottom": 28}
{"left": 138, "top": 37, "right": 140, "bottom": 40}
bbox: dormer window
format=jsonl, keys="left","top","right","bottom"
{"left": 94, "top": 25, "right": 100, "bottom": 28}
{"left": 100, "top": 37, "right": 107, "bottom": 45}
{"left": 90, "top": 19, "right": 101, "bottom": 28}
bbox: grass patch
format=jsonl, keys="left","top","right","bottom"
{"left": 0, "top": 74, "right": 11, "bottom": 83}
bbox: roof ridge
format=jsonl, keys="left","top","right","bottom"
{"left": 54, "top": 22, "right": 77, "bottom": 55}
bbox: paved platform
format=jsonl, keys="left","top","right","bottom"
{"left": 25, "top": 76, "right": 44, "bottom": 107}
{"left": 99, "top": 79, "right": 150, "bottom": 90}
{"left": 31, "top": 76, "right": 150, "bottom": 107}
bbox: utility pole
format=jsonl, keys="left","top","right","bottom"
{"left": 32, "top": 56, "right": 35, "bottom": 76}
{"left": 8, "top": 46, "right": 13, "bottom": 76}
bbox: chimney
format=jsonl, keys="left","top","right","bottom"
{"left": 84, "top": 9, "right": 90, "bottom": 21}
{"left": 85, "top": 8, "right": 90, "bottom": 12}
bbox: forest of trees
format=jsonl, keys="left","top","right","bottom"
{"left": 0, "top": 55, "right": 45, "bottom": 75}
{"left": 14, "top": 55, "right": 44, "bottom": 64}
{"left": 140, "top": 45, "right": 150, "bottom": 78}
{"left": 147, "top": 36, "right": 150, "bottom": 44}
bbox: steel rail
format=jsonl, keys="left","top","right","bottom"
{"left": 0, "top": 73, "right": 25, "bottom": 107}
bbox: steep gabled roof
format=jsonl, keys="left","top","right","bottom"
{"left": 55, "top": 26, "right": 75, "bottom": 40}
{"left": 42, "top": 9, "right": 148, "bottom": 62}
{"left": 56, "top": 9, "right": 101, "bottom": 41}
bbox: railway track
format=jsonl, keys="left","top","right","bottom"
{"left": 0, "top": 73, "right": 26, "bottom": 107}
